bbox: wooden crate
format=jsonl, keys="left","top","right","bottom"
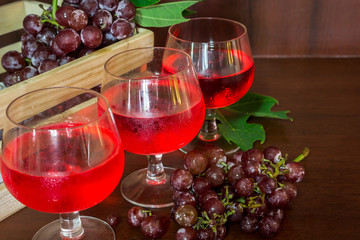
{"left": 0, "top": 0, "right": 154, "bottom": 221}
{"left": 0, "top": 0, "right": 154, "bottom": 131}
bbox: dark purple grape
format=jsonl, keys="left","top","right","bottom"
{"left": 263, "top": 146, "right": 282, "bottom": 163}
{"left": 36, "top": 28, "right": 57, "bottom": 46}
{"left": 215, "top": 224, "right": 227, "bottom": 240}
{"left": 21, "top": 32, "right": 35, "bottom": 43}
{"left": 173, "top": 189, "right": 186, "bottom": 202}
{"left": 38, "top": 59, "right": 59, "bottom": 73}
{"left": 101, "top": 30, "right": 117, "bottom": 47}
{"left": 116, "top": 0, "right": 136, "bottom": 20}
{"left": 99, "top": 0, "right": 118, "bottom": 12}
{"left": 58, "top": 56, "right": 76, "bottom": 65}
{"left": 64, "top": 0, "right": 81, "bottom": 4}
{"left": 80, "top": 25, "right": 103, "bottom": 48}
{"left": 183, "top": 150, "right": 208, "bottom": 175}
{"left": 281, "top": 181, "right": 297, "bottom": 200}
{"left": 226, "top": 158, "right": 239, "bottom": 169}
{"left": 205, "top": 166, "right": 225, "bottom": 188}
{"left": 258, "top": 216, "right": 281, "bottom": 238}
{"left": 23, "top": 14, "right": 43, "bottom": 35}
{"left": 19, "top": 66, "right": 39, "bottom": 80}
{"left": 92, "top": 9, "right": 113, "bottom": 32}
{"left": 174, "top": 204, "right": 198, "bottom": 227}
{"left": 2, "top": 71, "right": 22, "bottom": 87}
{"left": 77, "top": 46, "right": 95, "bottom": 57}
{"left": 242, "top": 148, "right": 264, "bottom": 163}
{"left": 110, "top": 18, "right": 134, "bottom": 40}
{"left": 202, "top": 145, "right": 226, "bottom": 168}
{"left": 174, "top": 191, "right": 196, "bottom": 207}
{"left": 55, "top": 28, "right": 81, "bottom": 53}
{"left": 234, "top": 177, "right": 253, "bottom": 197}
{"left": 106, "top": 213, "right": 121, "bottom": 226}
{"left": 21, "top": 39, "right": 42, "bottom": 58}
{"left": 276, "top": 174, "right": 288, "bottom": 182}
{"left": 258, "top": 175, "right": 277, "bottom": 194}
{"left": 51, "top": 40, "right": 68, "bottom": 57}
{"left": 254, "top": 173, "right": 266, "bottom": 184}
{"left": 198, "top": 190, "right": 218, "bottom": 208}
{"left": 80, "top": 0, "right": 99, "bottom": 17}
{"left": 240, "top": 214, "right": 258, "bottom": 233}
{"left": 267, "top": 188, "right": 290, "bottom": 208}
{"left": 176, "top": 227, "right": 196, "bottom": 240}
{"left": 31, "top": 45, "right": 57, "bottom": 68}
{"left": 226, "top": 164, "right": 245, "bottom": 186}
{"left": 226, "top": 202, "right": 244, "bottom": 223}
{"left": 68, "top": 9, "right": 88, "bottom": 31}
{"left": 267, "top": 208, "right": 284, "bottom": 222}
{"left": 1, "top": 51, "right": 26, "bottom": 73}
{"left": 203, "top": 198, "right": 225, "bottom": 219}
{"left": 62, "top": 1, "right": 80, "bottom": 8}
{"left": 284, "top": 162, "right": 305, "bottom": 182}
{"left": 170, "top": 169, "right": 194, "bottom": 191}
{"left": 246, "top": 197, "right": 268, "bottom": 218}
{"left": 192, "top": 177, "right": 212, "bottom": 195}
{"left": 230, "top": 150, "right": 244, "bottom": 165}
{"left": 242, "top": 160, "right": 261, "bottom": 178}
{"left": 196, "top": 228, "right": 215, "bottom": 240}
{"left": 55, "top": 5, "right": 76, "bottom": 27}
{"left": 140, "top": 215, "right": 168, "bottom": 239}
{"left": 127, "top": 206, "right": 148, "bottom": 228}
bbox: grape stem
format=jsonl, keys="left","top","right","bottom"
{"left": 39, "top": 0, "right": 64, "bottom": 29}
{"left": 194, "top": 210, "right": 230, "bottom": 232}
{"left": 52, "top": 0, "right": 58, "bottom": 21}
{"left": 293, "top": 147, "right": 310, "bottom": 162}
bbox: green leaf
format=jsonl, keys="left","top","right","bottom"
{"left": 225, "top": 92, "right": 293, "bottom": 121}
{"left": 217, "top": 110, "right": 265, "bottom": 151}
{"left": 216, "top": 92, "right": 292, "bottom": 151}
{"left": 182, "top": 9, "right": 196, "bottom": 17}
{"left": 130, "top": 0, "right": 160, "bottom": 8}
{"left": 134, "top": 1, "right": 200, "bottom": 27}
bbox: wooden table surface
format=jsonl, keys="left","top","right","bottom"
{"left": 0, "top": 57, "right": 359, "bottom": 239}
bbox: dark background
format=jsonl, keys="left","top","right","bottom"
{"left": 1, "top": 0, "right": 359, "bottom": 57}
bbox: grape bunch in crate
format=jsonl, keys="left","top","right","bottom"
{"left": 1, "top": 0, "right": 138, "bottom": 88}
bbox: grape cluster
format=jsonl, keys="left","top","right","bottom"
{"left": 170, "top": 145, "right": 309, "bottom": 239}
{"left": 1, "top": 0, "right": 136, "bottom": 87}
{"left": 127, "top": 206, "right": 170, "bottom": 239}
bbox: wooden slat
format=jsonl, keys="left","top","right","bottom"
{"left": 0, "top": 183, "right": 25, "bottom": 222}
{"left": 0, "top": 1, "right": 27, "bottom": 35}
{"left": 0, "top": 28, "right": 154, "bottom": 130}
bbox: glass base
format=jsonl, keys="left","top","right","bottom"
{"left": 33, "top": 216, "right": 115, "bottom": 240}
{"left": 120, "top": 167, "right": 175, "bottom": 208}
{"left": 180, "top": 134, "right": 240, "bottom": 156}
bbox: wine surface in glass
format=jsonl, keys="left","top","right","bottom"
{"left": 102, "top": 81, "right": 205, "bottom": 155}
{"left": 192, "top": 49, "right": 253, "bottom": 109}
{"left": 1, "top": 123, "right": 124, "bottom": 213}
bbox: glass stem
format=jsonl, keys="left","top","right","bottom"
{"left": 146, "top": 154, "right": 166, "bottom": 185}
{"left": 198, "top": 108, "right": 220, "bottom": 141}
{"left": 60, "top": 211, "right": 84, "bottom": 239}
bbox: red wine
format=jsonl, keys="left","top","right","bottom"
{"left": 1, "top": 123, "right": 124, "bottom": 213}
{"left": 197, "top": 50, "right": 254, "bottom": 108}
{"left": 102, "top": 81, "right": 205, "bottom": 155}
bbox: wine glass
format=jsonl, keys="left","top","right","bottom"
{"left": 1, "top": 87, "right": 124, "bottom": 240}
{"left": 102, "top": 47, "right": 205, "bottom": 208}
{"left": 166, "top": 17, "right": 255, "bottom": 155}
